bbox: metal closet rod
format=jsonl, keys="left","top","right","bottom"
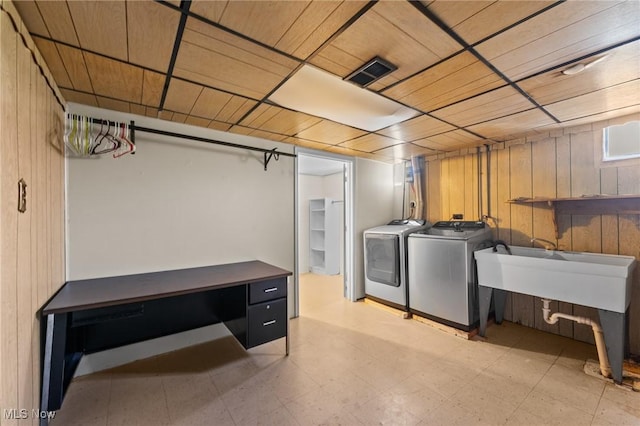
{"left": 134, "top": 125, "right": 296, "bottom": 171}
{"left": 70, "top": 114, "right": 296, "bottom": 170}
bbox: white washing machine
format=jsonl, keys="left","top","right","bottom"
{"left": 408, "top": 221, "right": 493, "bottom": 330}
{"left": 364, "top": 219, "right": 430, "bottom": 312}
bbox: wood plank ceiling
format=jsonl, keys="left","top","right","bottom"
{"left": 14, "top": 0, "right": 640, "bottom": 161}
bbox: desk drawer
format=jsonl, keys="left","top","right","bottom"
{"left": 249, "top": 278, "right": 287, "bottom": 304}
{"left": 247, "top": 298, "right": 286, "bottom": 348}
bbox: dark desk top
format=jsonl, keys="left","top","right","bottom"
{"left": 43, "top": 261, "right": 292, "bottom": 315}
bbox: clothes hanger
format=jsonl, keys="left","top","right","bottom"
{"left": 113, "top": 122, "right": 135, "bottom": 158}
{"left": 67, "top": 114, "right": 80, "bottom": 154}
{"left": 82, "top": 115, "right": 91, "bottom": 155}
{"left": 91, "top": 121, "right": 119, "bottom": 155}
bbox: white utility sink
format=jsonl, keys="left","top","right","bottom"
{"left": 475, "top": 246, "right": 636, "bottom": 313}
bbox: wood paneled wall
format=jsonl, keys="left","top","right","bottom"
{"left": 425, "top": 114, "right": 640, "bottom": 354}
{"left": 1, "top": 1, "right": 65, "bottom": 423}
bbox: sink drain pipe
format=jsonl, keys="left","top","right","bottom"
{"left": 540, "top": 299, "right": 612, "bottom": 378}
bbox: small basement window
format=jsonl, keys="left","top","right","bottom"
{"left": 602, "top": 121, "right": 640, "bottom": 161}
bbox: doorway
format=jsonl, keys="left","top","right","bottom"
{"left": 294, "top": 149, "right": 354, "bottom": 317}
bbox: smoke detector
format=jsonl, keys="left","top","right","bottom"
{"left": 345, "top": 57, "right": 397, "bottom": 87}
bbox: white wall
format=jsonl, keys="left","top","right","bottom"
{"left": 66, "top": 104, "right": 294, "bottom": 281}
{"left": 324, "top": 172, "right": 345, "bottom": 274}
{"left": 354, "top": 158, "right": 395, "bottom": 299}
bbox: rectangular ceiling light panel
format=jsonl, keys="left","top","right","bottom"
{"left": 268, "top": 65, "right": 419, "bottom": 132}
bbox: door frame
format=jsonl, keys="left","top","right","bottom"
{"left": 293, "top": 148, "right": 356, "bottom": 317}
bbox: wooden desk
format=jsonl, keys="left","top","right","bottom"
{"left": 40, "top": 261, "right": 291, "bottom": 414}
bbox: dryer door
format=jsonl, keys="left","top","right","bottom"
{"left": 365, "top": 233, "right": 400, "bottom": 287}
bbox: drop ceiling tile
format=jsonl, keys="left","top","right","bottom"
{"left": 214, "top": 1, "right": 310, "bottom": 47}
{"left": 324, "top": 145, "right": 386, "bottom": 161}
{"left": 545, "top": 80, "right": 640, "bottom": 122}
{"left": 83, "top": 53, "right": 144, "bottom": 104}
{"left": 308, "top": 45, "right": 355, "bottom": 77}
{"left": 60, "top": 89, "right": 98, "bottom": 107}
{"left": 228, "top": 125, "right": 289, "bottom": 143}
{"left": 127, "top": 1, "right": 180, "bottom": 72}
{"left": 383, "top": 52, "right": 504, "bottom": 112}
{"left": 240, "top": 104, "right": 321, "bottom": 136}
{"left": 189, "top": 88, "right": 257, "bottom": 124}
{"left": 56, "top": 43, "right": 92, "bottom": 92}
{"left": 33, "top": 0, "right": 78, "bottom": 45}
{"left": 13, "top": 1, "right": 50, "bottom": 37}
{"left": 519, "top": 41, "right": 640, "bottom": 107}
{"left": 174, "top": 18, "right": 299, "bottom": 100}
{"left": 279, "top": 1, "right": 368, "bottom": 60}
{"left": 208, "top": 121, "right": 233, "bottom": 132}
{"left": 184, "top": 116, "right": 212, "bottom": 128}
{"left": 374, "top": 143, "right": 438, "bottom": 161}
{"left": 537, "top": 107, "right": 640, "bottom": 133}
{"left": 310, "top": 1, "right": 461, "bottom": 86}
{"left": 163, "top": 79, "right": 204, "bottom": 115}
{"left": 67, "top": 1, "right": 128, "bottom": 60}
{"left": 192, "top": 88, "right": 258, "bottom": 124}
{"left": 145, "top": 107, "right": 159, "bottom": 118}
{"left": 158, "top": 110, "right": 174, "bottom": 121}
{"left": 378, "top": 115, "right": 455, "bottom": 142}
{"left": 189, "top": 0, "right": 228, "bottom": 22}
{"left": 431, "top": 86, "right": 534, "bottom": 127}
{"left": 216, "top": 97, "right": 257, "bottom": 124}
{"left": 427, "top": 1, "right": 556, "bottom": 45}
{"left": 142, "top": 70, "right": 165, "bottom": 107}
{"left": 249, "top": 130, "right": 290, "bottom": 143}
{"left": 284, "top": 137, "right": 333, "bottom": 151}
{"left": 239, "top": 104, "right": 279, "bottom": 128}
{"left": 190, "top": 87, "right": 233, "bottom": 119}
{"left": 476, "top": 1, "right": 640, "bottom": 81}
{"left": 96, "top": 96, "right": 132, "bottom": 114}
{"left": 191, "top": 1, "right": 367, "bottom": 60}
{"left": 339, "top": 134, "right": 400, "bottom": 152}
{"left": 228, "top": 125, "right": 258, "bottom": 137}
{"left": 295, "top": 120, "right": 367, "bottom": 145}
{"left": 130, "top": 104, "right": 146, "bottom": 117}
{"left": 33, "top": 38, "right": 72, "bottom": 89}
{"left": 171, "top": 113, "right": 188, "bottom": 123}
{"left": 413, "top": 130, "right": 483, "bottom": 151}
{"left": 466, "top": 109, "right": 556, "bottom": 140}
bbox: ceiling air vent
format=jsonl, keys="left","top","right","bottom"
{"left": 345, "top": 57, "right": 397, "bottom": 88}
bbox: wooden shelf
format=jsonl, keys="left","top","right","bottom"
{"left": 507, "top": 194, "right": 640, "bottom": 238}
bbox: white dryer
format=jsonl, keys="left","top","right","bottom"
{"left": 364, "top": 219, "right": 430, "bottom": 312}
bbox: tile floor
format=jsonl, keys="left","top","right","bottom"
{"left": 52, "top": 273, "right": 640, "bottom": 426}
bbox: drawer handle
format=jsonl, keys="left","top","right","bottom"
{"left": 263, "top": 320, "right": 276, "bottom": 326}
{"left": 264, "top": 287, "right": 278, "bottom": 293}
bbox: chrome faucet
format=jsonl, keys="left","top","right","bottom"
{"left": 531, "top": 237, "right": 557, "bottom": 250}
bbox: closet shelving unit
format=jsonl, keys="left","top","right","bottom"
{"left": 309, "top": 198, "right": 340, "bottom": 275}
